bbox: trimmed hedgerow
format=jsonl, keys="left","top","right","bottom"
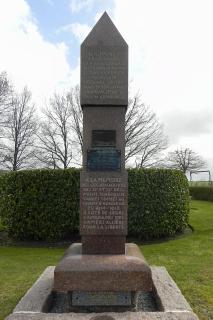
{"left": 0, "top": 169, "right": 80, "bottom": 241}
{"left": 128, "top": 169, "right": 190, "bottom": 239}
{"left": 189, "top": 186, "right": 213, "bottom": 202}
{"left": 0, "top": 168, "right": 189, "bottom": 241}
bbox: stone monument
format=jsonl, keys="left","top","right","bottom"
{"left": 54, "top": 12, "right": 153, "bottom": 309}
{"left": 80, "top": 9, "right": 128, "bottom": 255}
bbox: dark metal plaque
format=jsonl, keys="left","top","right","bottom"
{"left": 72, "top": 291, "right": 132, "bottom": 306}
{"left": 92, "top": 130, "right": 116, "bottom": 147}
{"left": 87, "top": 148, "right": 120, "bottom": 171}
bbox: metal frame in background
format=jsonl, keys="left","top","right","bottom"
{"left": 189, "top": 170, "right": 212, "bottom": 185}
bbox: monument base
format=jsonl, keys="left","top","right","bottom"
{"left": 6, "top": 265, "right": 199, "bottom": 319}
{"left": 54, "top": 243, "right": 152, "bottom": 295}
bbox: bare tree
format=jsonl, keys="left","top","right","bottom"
{"left": 0, "top": 87, "right": 37, "bottom": 171}
{"left": 165, "top": 148, "right": 206, "bottom": 174}
{"left": 126, "top": 94, "right": 167, "bottom": 167}
{"left": 38, "top": 88, "right": 167, "bottom": 168}
{"left": 0, "top": 72, "right": 12, "bottom": 136}
{"left": 0, "top": 72, "right": 11, "bottom": 110}
{"left": 63, "top": 88, "right": 167, "bottom": 167}
{"left": 36, "top": 93, "right": 76, "bottom": 169}
{"left": 67, "top": 86, "right": 83, "bottom": 154}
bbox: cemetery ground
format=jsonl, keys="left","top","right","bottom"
{"left": 0, "top": 200, "right": 212, "bottom": 320}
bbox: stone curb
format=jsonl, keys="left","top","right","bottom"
{"left": 6, "top": 311, "right": 199, "bottom": 320}
{"left": 13, "top": 266, "right": 54, "bottom": 313}
{"left": 151, "top": 266, "right": 192, "bottom": 312}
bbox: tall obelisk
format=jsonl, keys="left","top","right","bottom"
{"left": 54, "top": 13, "right": 152, "bottom": 309}
{"left": 80, "top": 12, "right": 128, "bottom": 254}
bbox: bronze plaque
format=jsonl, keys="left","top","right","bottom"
{"left": 92, "top": 130, "right": 116, "bottom": 147}
{"left": 87, "top": 148, "right": 120, "bottom": 171}
{"left": 72, "top": 291, "right": 131, "bottom": 306}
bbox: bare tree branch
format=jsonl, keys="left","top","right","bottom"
{"left": 0, "top": 72, "right": 13, "bottom": 137}
{"left": 0, "top": 87, "right": 38, "bottom": 170}
{"left": 36, "top": 93, "right": 75, "bottom": 169}
{"left": 36, "top": 88, "right": 167, "bottom": 168}
{"left": 0, "top": 72, "right": 11, "bottom": 111}
{"left": 64, "top": 88, "right": 167, "bottom": 167}
{"left": 67, "top": 85, "right": 83, "bottom": 154}
{"left": 125, "top": 93, "right": 167, "bottom": 166}
{"left": 165, "top": 148, "right": 206, "bottom": 173}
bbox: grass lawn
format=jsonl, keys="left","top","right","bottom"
{"left": 0, "top": 200, "right": 212, "bottom": 320}
{"left": 142, "top": 200, "right": 213, "bottom": 320}
{"left": 189, "top": 181, "right": 213, "bottom": 187}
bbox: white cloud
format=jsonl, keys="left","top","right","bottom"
{"left": 112, "top": 0, "right": 213, "bottom": 168}
{"left": 69, "top": 0, "right": 95, "bottom": 13}
{"left": 71, "top": 23, "right": 91, "bottom": 42}
{"left": 163, "top": 110, "right": 213, "bottom": 143}
{"left": 57, "top": 23, "right": 91, "bottom": 43}
{"left": 112, "top": 0, "right": 213, "bottom": 110}
{"left": 0, "top": 0, "right": 78, "bottom": 107}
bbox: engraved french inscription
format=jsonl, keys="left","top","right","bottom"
{"left": 80, "top": 176, "right": 127, "bottom": 235}
{"left": 81, "top": 47, "right": 127, "bottom": 105}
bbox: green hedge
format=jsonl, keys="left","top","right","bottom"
{"left": 0, "top": 169, "right": 80, "bottom": 241}
{"left": 0, "top": 168, "right": 189, "bottom": 241}
{"left": 128, "top": 169, "right": 189, "bottom": 239}
{"left": 189, "top": 186, "right": 213, "bottom": 202}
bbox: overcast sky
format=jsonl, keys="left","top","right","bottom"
{"left": 0, "top": 0, "right": 213, "bottom": 178}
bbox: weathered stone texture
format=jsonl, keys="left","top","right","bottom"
{"left": 80, "top": 172, "right": 128, "bottom": 236}
{"left": 152, "top": 266, "right": 192, "bottom": 312}
{"left": 81, "top": 12, "right": 128, "bottom": 106}
{"left": 54, "top": 243, "right": 152, "bottom": 293}
{"left": 80, "top": 105, "right": 127, "bottom": 254}
{"left": 82, "top": 107, "right": 126, "bottom": 169}
{"left": 81, "top": 235, "right": 126, "bottom": 255}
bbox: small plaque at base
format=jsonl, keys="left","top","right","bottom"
{"left": 72, "top": 291, "right": 132, "bottom": 306}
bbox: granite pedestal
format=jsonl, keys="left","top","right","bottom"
{"left": 54, "top": 243, "right": 152, "bottom": 295}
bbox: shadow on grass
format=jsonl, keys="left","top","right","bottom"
{"left": 0, "top": 231, "right": 80, "bottom": 248}
{"left": 0, "top": 227, "right": 194, "bottom": 248}
{"left": 128, "top": 226, "right": 193, "bottom": 246}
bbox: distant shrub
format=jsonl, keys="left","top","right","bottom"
{"left": 189, "top": 186, "right": 213, "bottom": 202}
{"left": 0, "top": 218, "right": 5, "bottom": 232}
{"left": 128, "top": 169, "right": 190, "bottom": 239}
{"left": 0, "top": 168, "right": 189, "bottom": 241}
{"left": 0, "top": 169, "right": 80, "bottom": 241}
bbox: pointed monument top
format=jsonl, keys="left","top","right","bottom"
{"left": 82, "top": 12, "right": 127, "bottom": 47}
{"left": 81, "top": 11, "right": 128, "bottom": 106}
